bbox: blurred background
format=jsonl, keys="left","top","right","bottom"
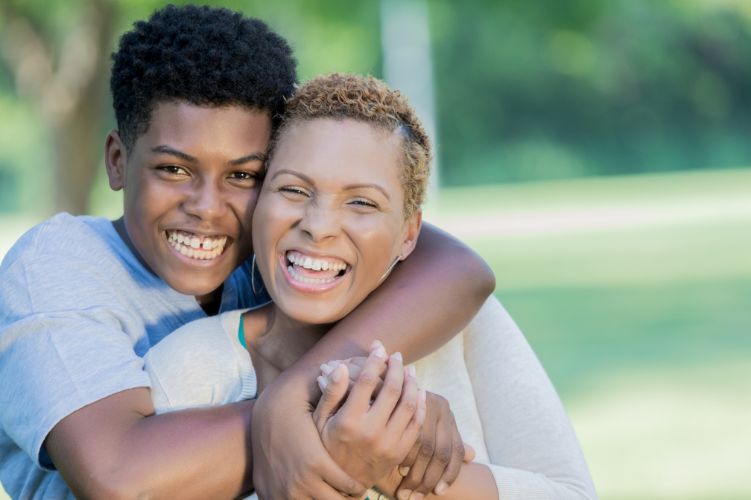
{"left": 1, "top": 0, "right": 749, "bottom": 498}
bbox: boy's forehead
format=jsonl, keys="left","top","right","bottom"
{"left": 141, "top": 100, "right": 272, "bottom": 140}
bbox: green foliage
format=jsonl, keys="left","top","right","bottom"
{"left": 430, "top": 0, "right": 751, "bottom": 185}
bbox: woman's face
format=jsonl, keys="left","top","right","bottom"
{"left": 252, "top": 117, "right": 421, "bottom": 325}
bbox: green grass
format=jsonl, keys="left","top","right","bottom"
{"left": 2, "top": 168, "right": 750, "bottom": 499}
{"left": 427, "top": 168, "right": 751, "bottom": 499}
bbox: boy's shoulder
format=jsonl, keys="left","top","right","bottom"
{"left": 3, "top": 212, "right": 120, "bottom": 265}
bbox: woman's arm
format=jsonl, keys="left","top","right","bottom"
{"left": 251, "top": 224, "right": 495, "bottom": 499}
{"left": 461, "top": 296, "right": 598, "bottom": 500}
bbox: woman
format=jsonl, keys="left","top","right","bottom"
{"left": 145, "top": 73, "right": 596, "bottom": 499}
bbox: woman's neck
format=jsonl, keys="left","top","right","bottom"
{"left": 244, "top": 304, "right": 329, "bottom": 376}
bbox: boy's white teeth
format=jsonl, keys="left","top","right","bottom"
{"left": 286, "top": 251, "right": 348, "bottom": 272}
{"left": 166, "top": 230, "right": 227, "bottom": 261}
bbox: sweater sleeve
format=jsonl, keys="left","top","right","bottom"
{"left": 463, "top": 296, "right": 598, "bottom": 500}
{"left": 143, "top": 310, "right": 257, "bottom": 413}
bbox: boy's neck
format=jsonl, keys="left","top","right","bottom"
{"left": 197, "top": 286, "right": 223, "bottom": 315}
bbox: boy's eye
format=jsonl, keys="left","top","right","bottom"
{"left": 229, "top": 171, "right": 262, "bottom": 184}
{"left": 157, "top": 165, "right": 189, "bottom": 176}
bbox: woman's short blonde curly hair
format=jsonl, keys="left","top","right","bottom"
{"left": 271, "top": 73, "right": 431, "bottom": 218}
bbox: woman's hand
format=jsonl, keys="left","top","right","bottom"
{"left": 319, "top": 353, "right": 473, "bottom": 498}
{"left": 250, "top": 377, "right": 367, "bottom": 499}
{"left": 313, "top": 342, "right": 426, "bottom": 489}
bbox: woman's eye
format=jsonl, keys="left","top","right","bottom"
{"left": 279, "top": 186, "right": 310, "bottom": 197}
{"left": 349, "top": 198, "right": 378, "bottom": 209}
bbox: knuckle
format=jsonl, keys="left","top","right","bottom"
{"left": 382, "top": 379, "right": 402, "bottom": 397}
{"left": 434, "top": 446, "right": 452, "bottom": 466}
{"left": 357, "top": 371, "right": 379, "bottom": 387}
{"left": 419, "top": 440, "right": 435, "bottom": 458}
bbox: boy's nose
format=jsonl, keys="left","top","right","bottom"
{"left": 183, "top": 182, "right": 226, "bottom": 221}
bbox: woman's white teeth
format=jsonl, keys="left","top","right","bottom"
{"left": 287, "top": 265, "right": 338, "bottom": 285}
{"left": 166, "top": 231, "right": 227, "bottom": 260}
{"left": 287, "top": 251, "right": 347, "bottom": 272}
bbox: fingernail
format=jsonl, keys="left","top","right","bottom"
{"left": 370, "top": 339, "right": 383, "bottom": 351}
{"left": 397, "top": 489, "right": 411, "bottom": 500}
{"left": 317, "top": 376, "right": 327, "bottom": 391}
{"left": 373, "top": 343, "right": 387, "bottom": 359}
{"left": 320, "top": 363, "right": 334, "bottom": 375}
{"left": 399, "top": 465, "right": 410, "bottom": 477}
{"left": 435, "top": 481, "right": 449, "bottom": 495}
{"left": 331, "top": 363, "right": 345, "bottom": 383}
{"left": 412, "top": 493, "right": 425, "bottom": 500}
{"left": 393, "top": 351, "right": 403, "bottom": 362}
{"left": 408, "top": 365, "right": 416, "bottom": 377}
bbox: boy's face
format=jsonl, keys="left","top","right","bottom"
{"left": 105, "top": 102, "right": 272, "bottom": 305}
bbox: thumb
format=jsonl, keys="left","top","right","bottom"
{"left": 463, "top": 443, "right": 476, "bottom": 463}
{"left": 312, "top": 363, "right": 349, "bottom": 432}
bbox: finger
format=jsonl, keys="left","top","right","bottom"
{"left": 369, "top": 352, "right": 405, "bottom": 423}
{"left": 391, "top": 386, "right": 425, "bottom": 462}
{"left": 341, "top": 341, "right": 388, "bottom": 414}
{"left": 386, "top": 365, "right": 419, "bottom": 434}
{"left": 413, "top": 409, "right": 455, "bottom": 495}
{"left": 312, "top": 364, "right": 349, "bottom": 432}
{"left": 318, "top": 454, "right": 367, "bottom": 499}
{"left": 432, "top": 423, "right": 467, "bottom": 495}
{"left": 397, "top": 416, "right": 435, "bottom": 497}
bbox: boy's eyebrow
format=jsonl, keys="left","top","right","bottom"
{"left": 271, "top": 169, "right": 390, "bottom": 200}
{"left": 151, "top": 145, "right": 266, "bottom": 165}
{"left": 229, "top": 152, "right": 267, "bottom": 165}
{"left": 151, "top": 145, "right": 197, "bottom": 163}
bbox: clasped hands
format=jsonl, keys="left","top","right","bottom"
{"left": 251, "top": 341, "right": 472, "bottom": 499}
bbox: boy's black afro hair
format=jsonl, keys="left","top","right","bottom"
{"left": 110, "top": 4, "right": 297, "bottom": 148}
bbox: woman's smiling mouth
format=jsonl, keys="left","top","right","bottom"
{"left": 166, "top": 230, "right": 228, "bottom": 260}
{"left": 282, "top": 250, "right": 350, "bottom": 289}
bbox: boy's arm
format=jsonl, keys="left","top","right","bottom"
{"left": 251, "top": 223, "right": 495, "bottom": 498}
{"left": 46, "top": 388, "right": 364, "bottom": 499}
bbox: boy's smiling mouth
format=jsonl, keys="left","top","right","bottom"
{"left": 165, "top": 230, "right": 228, "bottom": 260}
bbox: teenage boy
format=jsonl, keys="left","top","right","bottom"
{"left": 0, "top": 5, "right": 494, "bottom": 499}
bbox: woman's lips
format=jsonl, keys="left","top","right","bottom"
{"left": 280, "top": 250, "right": 350, "bottom": 292}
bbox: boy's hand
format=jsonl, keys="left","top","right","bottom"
{"left": 313, "top": 342, "right": 426, "bottom": 488}
{"left": 250, "top": 378, "right": 366, "bottom": 499}
{"left": 395, "top": 392, "right": 468, "bottom": 498}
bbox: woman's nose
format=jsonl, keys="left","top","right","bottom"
{"left": 298, "top": 199, "right": 340, "bottom": 242}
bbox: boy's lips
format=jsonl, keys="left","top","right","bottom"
{"left": 281, "top": 250, "right": 350, "bottom": 290}
{"left": 165, "top": 229, "right": 229, "bottom": 261}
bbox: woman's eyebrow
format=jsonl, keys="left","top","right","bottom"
{"left": 343, "top": 183, "right": 390, "bottom": 200}
{"left": 270, "top": 168, "right": 313, "bottom": 183}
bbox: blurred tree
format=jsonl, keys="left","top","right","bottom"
{"left": 0, "top": 0, "right": 117, "bottom": 214}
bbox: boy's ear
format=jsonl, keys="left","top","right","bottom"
{"left": 399, "top": 210, "right": 423, "bottom": 260}
{"left": 105, "top": 130, "right": 127, "bottom": 191}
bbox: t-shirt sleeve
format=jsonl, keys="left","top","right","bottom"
{"left": 143, "top": 312, "right": 256, "bottom": 414}
{"left": 462, "top": 296, "right": 598, "bottom": 500}
{"left": 0, "top": 240, "right": 150, "bottom": 469}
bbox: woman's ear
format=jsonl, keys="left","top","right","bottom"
{"left": 399, "top": 210, "right": 423, "bottom": 260}
{"left": 105, "top": 130, "right": 127, "bottom": 191}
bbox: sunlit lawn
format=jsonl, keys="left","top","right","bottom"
{"left": 428, "top": 168, "right": 751, "bottom": 499}
{"left": 1, "top": 168, "right": 750, "bottom": 499}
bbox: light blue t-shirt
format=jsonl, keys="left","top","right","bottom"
{"left": 0, "top": 213, "right": 266, "bottom": 499}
